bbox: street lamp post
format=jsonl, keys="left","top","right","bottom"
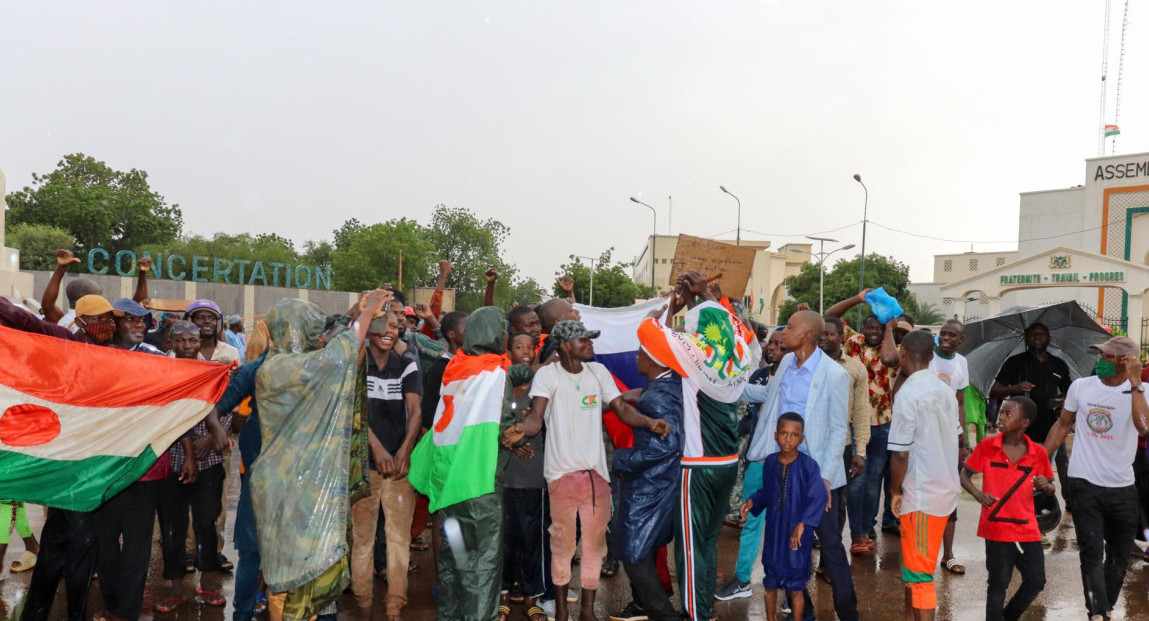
{"left": 575, "top": 255, "right": 600, "bottom": 306}
{"left": 719, "top": 186, "right": 741, "bottom": 246}
{"left": 630, "top": 197, "right": 658, "bottom": 295}
{"left": 804, "top": 236, "right": 856, "bottom": 313}
{"left": 853, "top": 174, "right": 869, "bottom": 327}
{"left": 668, "top": 195, "right": 673, "bottom": 234}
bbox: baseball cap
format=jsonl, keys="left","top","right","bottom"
{"left": 895, "top": 320, "right": 914, "bottom": 333}
{"left": 404, "top": 306, "right": 416, "bottom": 317}
{"left": 74, "top": 295, "right": 114, "bottom": 318}
{"left": 549, "top": 320, "right": 600, "bottom": 345}
{"left": 112, "top": 298, "right": 150, "bottom": 317}
{"left": 1089, "top": 336, "right": 1140, "bottom": 358}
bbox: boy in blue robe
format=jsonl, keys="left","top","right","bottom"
{"left": 741, "top": 413, "right": 828, "bottom": 621}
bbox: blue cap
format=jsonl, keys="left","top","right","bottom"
{"left": 112, "top": 298, "right": 150, "bottom": 317}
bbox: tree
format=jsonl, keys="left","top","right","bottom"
{"left": 903, "top": 299, "right": 944, "bottom": 326}
{"left": 778, "top": 253, "right": 916, "bottom": 326}
{"left": 6, "top": 154, "right": 182, "bottom": 257}
{"left": 138, "top": 232, "right": 300, "bottom": 275}
{"left": 426, "top": 205, "right": 513, "bottom": 309}
{"left": 552, "top": 249, "right": 644, "bottom": 308}
{"left": 329, "top": 218, "right": 434, "bottom": 293}
{"left": 6, "top": 223, "right": 75, "bottom": 271}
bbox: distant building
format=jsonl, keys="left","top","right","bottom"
{"left": 632, "top": 234, "right": 810, "bottom": 324}
{"left": 911, "top": 151, "right": 1149, "bottom": 337}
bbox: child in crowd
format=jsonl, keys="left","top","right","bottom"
{"left": 0, "top": 500, "right": 39, "bottom": 575}
{"left": 961, "top": 397, "right": 1054, "bottom": 621}
{"left": 741, "top": 413, "right": 828, "bottom": 621}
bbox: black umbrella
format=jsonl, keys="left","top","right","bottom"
{"left": 959, "top": 301, "right": 1113, "bottom": 396}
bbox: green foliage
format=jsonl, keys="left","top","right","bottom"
{"left": 778, "top": 253, "right": 916, "bottom": 327}
{"left": 903, "top": 298, "right": 944, "bottom": 326}
{"left": 6, "top": 153, "right": 182, "bottom": 257}
{"left": 6, "top": 223, "right": 76, "bottom": 271}
{"left": 329, "top": 218, "right": 435, "bottom": 293}
{"left": 426, "top": 205, "right": 513, "bottom": 308}
{"left": 553, "top": 249, "right": 643, "bottom": 308}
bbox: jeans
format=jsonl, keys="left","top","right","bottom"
{"left": 94, "top": 479, "right": 162, "bottom": 621}
{"left": 734, "top": 461, "right": 765, "bottom": 583}
{"left": 848, "top": 422, "right": 890, "bottom": 538}
{"left": 623, "top": 557, "right": 679, "bottom": 621}
{"left": 985, "top": 540, "right": 1045, "bottom": 621}
{"left": 20, "top": 509, "right": 96, "bottom": 621}
{"left": 1070, "top": 478, "right": 1138, "bottom": 617}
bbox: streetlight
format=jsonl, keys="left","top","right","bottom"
{"left": 630, "top": 197, "right": 657, "bottom": 295}
{"left": 719, "top": 186, "right": 741, "bottom": 246}
{"left": 853, "top": 174, "right": 869, "bottom": 328}
{"left": 575, "top": 255, "right": 601, "bottom": 306}
{"left": 668, "top": 195, "right": 673, "bottom": 234}
{"left": 803, "top": 236, "right": 856, "bottom": 313}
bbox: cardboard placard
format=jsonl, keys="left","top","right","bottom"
{"left": 668, "top": 234, "right": 757, "bottom": 300}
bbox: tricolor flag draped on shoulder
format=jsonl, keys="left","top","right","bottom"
{"left": 409, "top": 350, "right": 508, "bottom": 513}
{"left": 0, "top": 325, "right": 232, "bottom": 511}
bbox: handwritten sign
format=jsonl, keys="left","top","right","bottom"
{"left": 668, "top": 234, "right": 757, "bottom": 300}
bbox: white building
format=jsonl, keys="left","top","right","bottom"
{"left": 913, "top": 151, "right": 1149, "bottom": 334}
{"left": 632, "top": 234, "right": 810, "bottom": 324}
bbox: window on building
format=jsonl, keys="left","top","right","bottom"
{"left": 943, "top": 259, "right": 952, "bottom": 272}
{"left": 969, "top": 258, "right": 978, "bottom": 271}
{"left": 996, "top": 257, "right": 1006, "bottom": 267}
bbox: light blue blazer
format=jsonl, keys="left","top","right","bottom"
{"left": 745, "top": 351, "right": 851, "bottom": 489}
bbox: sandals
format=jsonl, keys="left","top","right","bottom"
{"left": 601, "top": 558, "right": 619, "bottom": 578}
{"left": 155, "top": 595, "right": 187, "bottom": 613}
{"left": 184, "top": 555, "right": 196, "bottom": 573}
{"left": 253, "top": 591, "right": 269, "bottom": 615}
{"left": 849, "top": 539, "right": 876, "bottom": 554}
{"left": 196, "top": 587, "right": 227, "bottom": 606}
{"left": 10, "top": 550, "right": 37, "bottom": 572}
{"left": 943, "top": 558, "right": 966, "bottom": 575}
{"left": 497, "top": 605, "right": 511, "bottom": 621}
{"left": 527, "top": 606, "right": 549, "bottom": 621}
{"left": 217, "top": 554, "right": 234, "bottom": 572}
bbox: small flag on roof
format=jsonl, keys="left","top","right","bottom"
{"left": 1105, "top": 124, "right": 1121, "bottom": 137}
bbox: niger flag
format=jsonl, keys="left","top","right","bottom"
{"left": 0, "top": 325, "right": 231, "bottom": 511}
{"left": 409, "top": 351, "right": 507, "bottom": 512}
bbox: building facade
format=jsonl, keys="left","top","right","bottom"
{"left": 913, "top": 151, "right": 1149, "bottom": 335}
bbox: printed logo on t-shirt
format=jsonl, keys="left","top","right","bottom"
{"left": 581, "top": 394, "right": 598, "bottom": 409}
{"left": 937, "top": 372, "right": 952, "bottom": 385}
{"left": 1086, "top": 407, "right": 1114, "bottom": 437}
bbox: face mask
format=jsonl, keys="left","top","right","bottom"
{"left": 80, "top": 320, "right": 116, "bottom": 344}
{"left": 1095, "top": 359, "right": 1118, "bottom": 379}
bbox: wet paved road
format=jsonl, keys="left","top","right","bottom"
{"left": 3, "top": 456, "right": 1148, "bottom": 621}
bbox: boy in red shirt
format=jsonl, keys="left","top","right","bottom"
{"left": 961, "top": 396, "right": 1056, "bottom": 621}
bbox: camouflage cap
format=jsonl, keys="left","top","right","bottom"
{"left": 549, "top": 320, "right": 600, "bottom": 345}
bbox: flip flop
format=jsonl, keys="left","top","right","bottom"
{"left": 849, "top": 541, "right": 869, "bottom": 555}
{"left": 497, "top": 605, "right": 511, "bottom": 621}
{"left": 196, "top": 587, "right": 227, "bottom": 606}
{"left": 10, "top": 550, "right": 37, "bottom": 572}
{"left": 943, "top": 558, "right": 966, "bottom": 575}
{"left": 253, "top": 591, "right": 268, "bottom": 615}
{"left": 527, "top": 606, "right": 549, "bottom": 621}
{"left": 154, "top": 595, "right": 187, "bottom": 613}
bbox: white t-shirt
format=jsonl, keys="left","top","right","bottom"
{"left": 929, "top": 352, "right": 970, "bottom": 393}
{"left": 888, "top": 369, "right": 962, "bottom": 517}
{"left": 1064, "top": 375, "right": 1146, "bottom": 488}
{"left": 529, "top": 361, "right": 621, "bottom": 483}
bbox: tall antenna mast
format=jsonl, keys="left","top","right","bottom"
{"left": 1113, "top": 0, "right": 1131, "bottom": 155}
{"left": 1099, "top": 0, "right": 1112, "bottom": 157}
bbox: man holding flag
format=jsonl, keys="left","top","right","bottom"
{"left": 0, "top": 295, "right": 231, "bottom": 621}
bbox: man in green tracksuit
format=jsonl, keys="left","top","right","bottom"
{"left": 663, "top": 272, "right": 755, "bottom": 621}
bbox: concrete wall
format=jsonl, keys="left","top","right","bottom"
{"left": 29, "top": 270, "right": 358, "bottom": 321}
{"left": 1018, "top": 187, "right": 1088, "bottom": 257}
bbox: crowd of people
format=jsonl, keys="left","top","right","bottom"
{"left": 1, "top": 250, "right": 1148, "bottom": 621}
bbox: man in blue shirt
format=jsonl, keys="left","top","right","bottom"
{"left": 746, "top": 311, "right": 857, "bottom": 621}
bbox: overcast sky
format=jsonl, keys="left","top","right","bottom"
{"left": 3, "top": 1, "right": 1146, "bottom": 289}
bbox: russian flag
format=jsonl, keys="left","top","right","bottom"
{"left": 574, "top": 298, "right": 668, "bottom": 448}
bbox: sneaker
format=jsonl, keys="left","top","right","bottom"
{"left": 1041, "top": 535, "right": 1052, "bottom": 549}
{"left": 714, "top": 577, "right": 752, "bottom": 601}
{"left": 608, "top": 601, "right": 648, "bottom": 621}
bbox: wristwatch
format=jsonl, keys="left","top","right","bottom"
{"left": 1131, "top": 384, "right": 1145, "bottom": 393}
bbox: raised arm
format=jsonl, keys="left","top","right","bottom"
{"left": 133, "top": 256, "right": 151, "bottom": 303}
{"left": 825, "top": 288, "right": 870, "bottom": 319}
{"left": 557, "top": 276, "right": 576, "bottom": 303}
{"left": 484, "top": 268, "right": 498, "bottom": 307}
{"left": 41, "top": 250, "right": 79, "bottom": 323}
{"left": 880, "top": 320, "right": 899, "bottom": 367}
{"left": 1123, "top": 356, "right": 1149, "bottom": 436}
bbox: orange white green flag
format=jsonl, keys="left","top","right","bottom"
{"left": 0, "top": 325, "right": 231, "bottom": 511}
{"left": 409, "top": 350, "right": 508, "bottom": 512}
{"left": 1105, "top": 124, "right": 1121, "bottom": 137}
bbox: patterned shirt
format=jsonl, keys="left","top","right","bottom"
{"left": 170, "top": 414, "right": 233, "bottom": 472}
{"left": 843, "top": 326, "right": 898, "bottom": 426}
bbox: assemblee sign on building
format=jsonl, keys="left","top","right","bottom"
{"left": 911, "top": 151, "right": 1149, "bottom": 334}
